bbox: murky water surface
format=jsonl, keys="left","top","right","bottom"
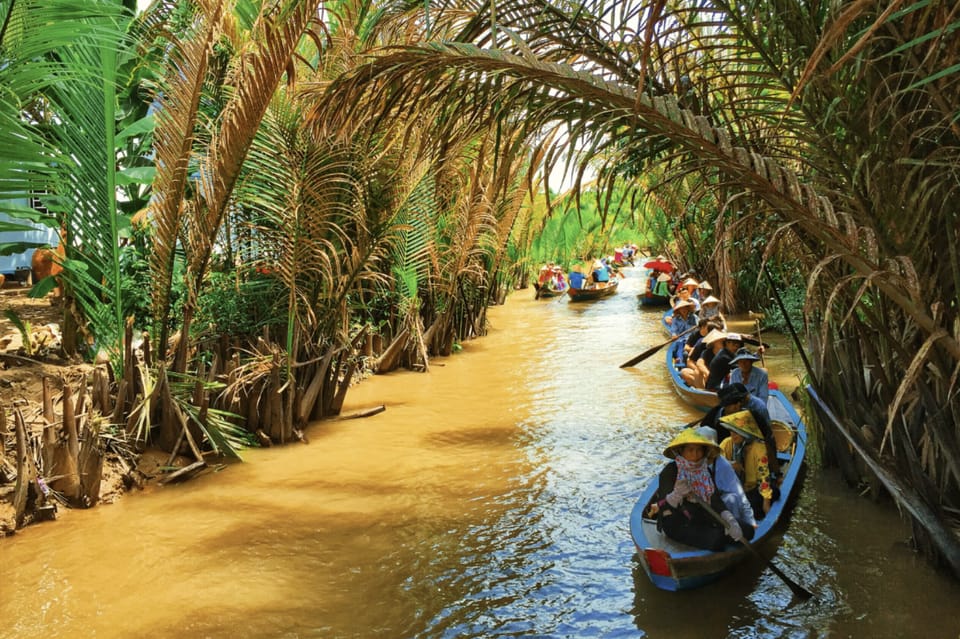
{"left": 2, "top": 268, "right": 959, "bottom": 638}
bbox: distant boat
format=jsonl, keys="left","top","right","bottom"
{"left": 567, "top": 279, "right": 619, "bottom": 302}
{"left": 638, "top": 290, "right": 671, "bottom": 307}
{"left": 534, "top": 283, "right": 565, "bottom": 299}
{"left": 630, "top": 388, "right": 807, "bottom": 591}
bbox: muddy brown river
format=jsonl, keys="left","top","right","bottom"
{"left": 2, "top": 267, "right": 959, "bottom": 638}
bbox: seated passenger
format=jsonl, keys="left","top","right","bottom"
{"left": 537, "top": 265, "right": 551, "bottom": 286}
{"left": 568, "top": 264, "right": 586, "bottom": 289}
{"left": 592, "top": 258, "right": 610, "bottom": 283}
{"left": 700, "top": 295, "right": 725, "bottom": 327}
{"left": 667, "top": 299, "right": 699, "bottom": 363}
{"left": 696, "top": 279, "right": 713, "bottom": 303}
{"left": 729, "top": 348, "right": 768, "bottom": 404}
{"left": 718, "top": 410, "right": 779, "bottom": 517}
{"left": 682, "top": 318, "right": 714, "bottom": 362}
{"left": 681, "top": 324, "right": 725, "bottom": 388}
{"left": 702, "top": 382, "right": 781, "bottom": 480}
{"left": 704, "top": 332, "right": 744, "bottom": 391}
{"left": 670, "top": 280, "right": 701, "bottom": 313}
{"left": 551, "top": 266, "right": 567, "bottom": 291}
{"left": 649, "top": 427, "right": 745, "bottom": 550}
{"left": 653, "top": 272, "right": 672, "bottom": 297}
{"left": 696, "top": 425, "right": 757, "bottom": 537}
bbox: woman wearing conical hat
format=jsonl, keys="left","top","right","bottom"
{"left": 648, "top": 427, "right": 745, "bottom": 550}
{"left": 729, "top": 349, "right": 768, "bottom": 404}
{"left": 699, "top": 294, "right": 725, "bottom": 328}
{"left": 719, "top": 410, "right": 778, "bottom": 518}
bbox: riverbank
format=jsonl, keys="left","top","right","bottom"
{"left": 0, "top": 287, "right": 216, "bottom": 535}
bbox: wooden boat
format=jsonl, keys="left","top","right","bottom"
{"left": 630, "top": 388, "right": 807, "bottom": 591}
{"left": 666, "top": 346, "right": 720, "bottom": 411}
{"left": 661, "top": 308, "right": 719, "bottom": 411}
{"left": 534, "top": 283, "right": 565, "bottom": 299}
{"left": 638, "top": 290, "right": 671, "bottom": 307}
{"left": 567, "top": 279, "right": 619, "bottom": 302}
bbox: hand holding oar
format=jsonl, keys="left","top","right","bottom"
{"left": 691, "top": 494, "right": 814, "bottom": 600}
{"left": 620, "top": 325, "right": 698, "bottom": 368}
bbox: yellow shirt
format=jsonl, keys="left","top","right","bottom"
{"left": 720, "top": 437, "right": 773, "bottom": 499}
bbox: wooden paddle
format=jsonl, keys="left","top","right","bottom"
{"left": 691, "top": 494, "right": 814, "bottom": 600}
{"left": 754, "top": 319, "right": 767, "bottom": 367}
{"left": 620, "top": 325, "right": 698, "bottom": 368}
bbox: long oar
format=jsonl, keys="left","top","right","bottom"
{"left": 740, "top": 335, "right": 771, "bottom": 349}
{"left": 691, "top": 494, "right": 814, "bottom": 600}
{"left": 620, "top": 325, "right": 698, "bottom": 368}
{"left": 754, "top": 319, "right": 767, "bottom": 367}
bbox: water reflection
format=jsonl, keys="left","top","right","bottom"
{"left": 2, "top": 267, "right": 959, "bottom": 638}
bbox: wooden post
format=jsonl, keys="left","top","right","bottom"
{"left": 13, "top": 409, "right": 37, "bottom": 528}
{"left": 51, "top": 378, "right": 81, "bottom": 502}
{"left": 41, "top": 377, "right": 57, "bottom": 474}
{"left": 77, "top": 419, "right": 104, "bottom": 507}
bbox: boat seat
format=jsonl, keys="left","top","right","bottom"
{"left": 771, "top": 419, "right": 795, "bottom": 453}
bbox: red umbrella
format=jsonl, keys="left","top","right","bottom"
{"left": 643, "top": 259, "right": 673, "bottom": 272}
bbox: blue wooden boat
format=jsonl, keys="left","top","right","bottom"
{"left": 666, "top": 345, "right": 719, "bottom": 411}
{"left": 630, "top": 389, "right": 807, "bottom": 591}
{"left": 662, "top": 308, "right": 719, "bottom": 411}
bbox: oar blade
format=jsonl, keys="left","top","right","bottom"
{"left": 619, "top": 342, "right": 667, "bottom": 368}
{"left": 619, "top": 326, "right": 696, "bottom": 368}
{"left": 767, "top": 561, "right": 815, "bottom": 600}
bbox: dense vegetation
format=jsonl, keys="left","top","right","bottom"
{"left": 1, "top": 0, "right": 958, "bottom": 576}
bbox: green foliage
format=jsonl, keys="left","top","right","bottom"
{"left": 761, "top": 280, "right": 806, "bottom": 336}
{"left": 525, "top": 186, "right": 654, "bottom": 273}
{"left": 117, "top": 225, "right": 161, "bottom": 331}
{"left": 167, "top": 372, "right": 255, "bottom": 460}
{"left": 193, "top": 271, "right": 285, "bottom": 343}
{"left": 3, "top": 310, "right": 34, "bottom": 356}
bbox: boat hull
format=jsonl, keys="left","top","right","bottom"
{"left": 567, "top": 279, "right": 619, "bottom": 301}
{"left": 666, "top": 346, "right": 720, "bottom": 411}
{"left": 638, "top": 292, "right": 671, "bottom": 307}
{"left": 535, "top": 284, "right": 565, "bottom": 299}
{"left": 661, "top": 308, "right": 719, "bottom": 411}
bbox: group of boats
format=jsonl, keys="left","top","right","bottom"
{"left": 534, "top": 278, "right": 621, "bottom": 301}
{"left": 533, "top": 264, "right": 623, "bottom": 302}
{"left": 628, "top": 282, "right": 809, "bottom": 594}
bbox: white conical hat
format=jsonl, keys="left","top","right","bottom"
{"left": 703, "top": 328, "right": 727, "bottom": 345}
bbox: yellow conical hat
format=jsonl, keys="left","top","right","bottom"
{"left": 719, "top": 410, "right": 764, "bottom": 440}
{"left": 663, "top": 427, "right": 722, "bottom": 459}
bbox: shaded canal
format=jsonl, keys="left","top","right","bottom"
{"left": 2, "top": 267, "right": 959, "bottom": 638}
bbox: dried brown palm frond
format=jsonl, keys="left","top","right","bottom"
{"left": 149, "top": 0, "right": 325, "bottom": 369}
{"left": 148, "top": 0, "right": 226, "bottom": 356}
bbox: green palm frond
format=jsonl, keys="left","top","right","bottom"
{"left": 167, "top": 371, "right": 249, "bottom": 460}
{"left": 0, "top": 0, "right": 141, "bottom": 368}
{"left": 390, "top": 163, "right": 437, "bottom": 302}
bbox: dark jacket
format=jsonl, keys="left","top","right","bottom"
{"left": 705, "top": 348, "right": 735, "bottom": 390}
{"left": 655, "top": 461, "right": 730, "bottom": 551}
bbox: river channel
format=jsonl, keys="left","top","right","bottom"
{"left": 2, "top": 267, "right": 959, "bottom": 638}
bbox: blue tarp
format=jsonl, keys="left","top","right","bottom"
{"left": 0, "top": 209, "right": 59, "bottom": 275}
